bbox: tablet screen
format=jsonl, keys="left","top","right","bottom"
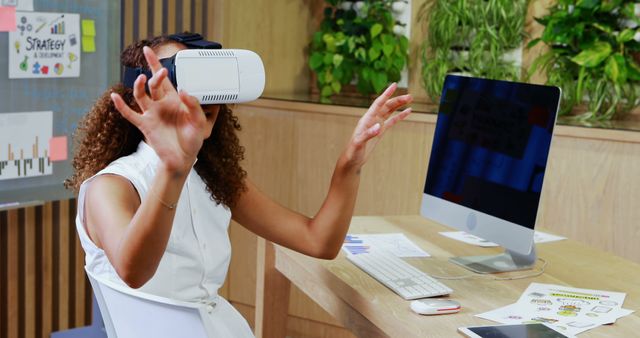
{"left": 466, "top": 323, "right": 569, "bottom": 338}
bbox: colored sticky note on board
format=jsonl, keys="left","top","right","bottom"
{"left": 81, "top": 19, "right": 96, "bottom": 36}
{"left": 82, "top": 36, "right": 96, "bottom": 53}
{"left": 0, "top": 6, "right": 17, "bottom": 31}
{"left": 48, "top": 136, "right": 68, "bottom": 162}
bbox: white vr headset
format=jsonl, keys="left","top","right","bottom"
{"left": 123, "top": 33, "right": 265, "bottom": 104}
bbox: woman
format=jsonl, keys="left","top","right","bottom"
{"left": 66, "top": 35, "right": 412, "bottom": 336}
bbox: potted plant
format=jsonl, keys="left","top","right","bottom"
{"left": 419, "top": 0, "right": 529, "bottom": 101}
{"left": 528, "top": 1, "right": 640, "bottom": 120}
{"left": 309, "top": 0, "right": 410, "bottom": 101}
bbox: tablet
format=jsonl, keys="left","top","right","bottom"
{"left": 458, "top": 323, "right": 572, "bottom": 338}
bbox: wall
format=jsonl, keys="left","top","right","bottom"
{"left": 0, "top": 201, "right": 90, "bottom": 338}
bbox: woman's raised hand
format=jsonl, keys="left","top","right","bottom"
{"left": 345, "top": 83, "right": 412, "bottom": 168}
{"left": 110, "top": 46, "right": 207, "bottom": 174}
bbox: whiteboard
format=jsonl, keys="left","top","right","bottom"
{"left": 0, "top": 0, "right": 120, "bottom": 205}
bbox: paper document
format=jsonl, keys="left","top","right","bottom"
{"left": 439, "top": 231, "right": 566, "bottom": 247}
{"left": 342, "top": 233, "right": 430, "bottom": 257}
{"left": 476, "top": 283, "right": 634, "bottom": 336}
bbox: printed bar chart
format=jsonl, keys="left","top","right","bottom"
{"left": 0, "top": 111, "right": 53, "bottom": 180}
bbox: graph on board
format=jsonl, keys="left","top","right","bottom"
{"left": 0, "top": 111, "right": 53, "bottom": 180}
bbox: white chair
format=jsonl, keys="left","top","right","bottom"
{"left": 85, "top": 268, "right": 218, "bottom": 338}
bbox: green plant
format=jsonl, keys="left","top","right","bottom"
{"left": 419, "top": 0, "right": 528, "bottom": 101}
{"left": 528, "top": 0, "right": 640, "bottom": 120}
{"left": 309, "top": 0, "right": 409, "bottom": 101}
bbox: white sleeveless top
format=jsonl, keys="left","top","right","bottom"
{"left": 76, "top": 141, "right": 254, "bottom": 337}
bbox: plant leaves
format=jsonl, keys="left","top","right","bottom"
{"left": 368, "top": 46, "right": 381, "bottom": 62}
{"left": 617, "top": 29, "right": 635, "bottom": 43}
{"left": 323, "top": 52, "right": 334, "bottom": 65}
{"left": 309, "top": 52, "right": 324, "bottom": 70}
{"left": 333, "top": 54, "right": 344, "bottom": 67}
{"left": 370, "top": 23, "right": 383, "bottom": 38}
{"left": 322, "top": 33, "right": 336, "bottom": 52}
{"left": 576, "top": 0, "right": 599, "bottom": 9}
{"left": 382, "top": 44, "right": 394, "bottom": 57}
{"left": 371, "top": 72, "right": 388, "bottom": 94}
{"left": 526, "top": 38, "right": 541, "bottom": 49}
{"left": 571, "top": 42, "right": 612, "bottom": 67}
{"left": 321, "top": 85, "right": 333, "bottom": 97}
{"left": 627, "top": 57, "right": 640, "bottom": 81}
{"left": 331, "top": 80, "right": 342, "bottom": 93}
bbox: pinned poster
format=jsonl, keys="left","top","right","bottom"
{"left": 16, "top": 0, "right": 34, "bottom": 11}
{"left": 0, "top": 6, "right": 17, "bottom": 31}
{"left": 0, "top": 111, "right": 53, "bottom": 180}
{"left": 8, "top": 11, "right": 81, "bottom": 79}
{"left": 2, "top": 0, "right": 34, "bottom": 11}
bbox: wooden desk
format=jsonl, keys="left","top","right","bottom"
{"left": 255, "top": 215, "right": 640, "bottom": 338}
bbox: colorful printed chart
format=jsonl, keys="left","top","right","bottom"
{"left": 8, "top": 11, "right": 81, "bottom": 78}
{"left": 0, "top": 111, "right": 53, "bottom": 180}
{"left": 477, "top": 283, "right": 634, "bottom": 336}
{"left": 342, "top": 233, "right": 430, "bottom": 257}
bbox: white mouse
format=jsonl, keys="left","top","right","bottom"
{"left": 410, "top": 299, "right": 461, "bottom": 315}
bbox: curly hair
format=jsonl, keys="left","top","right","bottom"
{"left": 65, "top": 35, "right": 247, "bottom": 207}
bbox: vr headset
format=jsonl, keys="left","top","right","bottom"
{"left": 123, "top": 33, "right": 265, "bottom": 104}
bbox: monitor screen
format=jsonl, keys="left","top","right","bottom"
{"left": 424, "top": 75, "right": 559, "bottom": 230}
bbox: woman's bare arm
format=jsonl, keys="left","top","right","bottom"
{"left": 232, "top": 83, "right": 412, "bottom": 259}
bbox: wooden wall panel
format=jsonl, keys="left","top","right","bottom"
{"left": 0, "top": 201, "right": 90, "bottom": 338}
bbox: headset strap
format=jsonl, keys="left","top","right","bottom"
{"left": 122, "top": 56, "right": 177, "bottom": 91}
{"left": 122, "top": 33, "right": 221, "bottom": 89}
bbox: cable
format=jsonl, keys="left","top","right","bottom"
{"left": 429, "top": 257, "right": 548, "bottom": 281}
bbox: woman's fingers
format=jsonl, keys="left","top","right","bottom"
{"left": 148, "top": 68, "right": 167, "bottom": 100}
{"left": 384, "top": 108, "right": 412, "bottom": 129}
{"left": 111, "top": 92, "right": 143, "bottom": 127}
{"left": 381, "top": 94, "right": 413, "bottom": 119}
{"left": 353, "top": 122, "right": 382, "bottom": 147}
{"left": 133, "top": 74, "right": 152, "bottom": 111}
{"left": 143, "top": 46, "right": 163, "bottom": 73}
{"left": 178, "top": 90, "right": 204, "bottom": 120}
{"left": 354, "top": 107, "right": 412, "bottom": 147}
{"left": 370, "top": 82, "right": 398, "bottom": 112}
{"left": 143, "top": 46, "right": 176, "bottom": 93}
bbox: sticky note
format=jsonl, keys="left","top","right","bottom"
{"left": 48, "top": 136, "right": 68, "bottom": 162}
{"left": 81, "top": 19, "right": 95, "bottom": 36}
{"left": 0, "top": 6, "right": 17, "bottom": 31}
{"left": 82, "top": 36, "right": 96, "bottom": 53}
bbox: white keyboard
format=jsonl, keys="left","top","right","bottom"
{"left": 347, "top": 251, "right": 452, "bottom": 300}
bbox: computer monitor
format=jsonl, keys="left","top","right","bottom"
{"left": 421, "top": 75, "right": 561, "bottom": 274}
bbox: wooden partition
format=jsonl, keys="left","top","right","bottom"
{"left": 0, "top": 200, "right": 91, "bottom": 338}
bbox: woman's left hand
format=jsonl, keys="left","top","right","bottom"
{"left": 344, "top": 82, "right": 412, "bottom": 168}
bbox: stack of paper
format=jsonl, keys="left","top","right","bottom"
{"left": 342, "top": 233, "right": 430, "bottom": 257}
{"left": 477, "top": 283, "right": 635, "bottom": 336}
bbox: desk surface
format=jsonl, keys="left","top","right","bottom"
{"left": 272, "top": 215, "right": 640, "bottom": 338}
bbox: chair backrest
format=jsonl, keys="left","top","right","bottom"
{"left": 85, "top": 268, "right": 214, "bottom": 338}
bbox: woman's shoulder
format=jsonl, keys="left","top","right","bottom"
{"left": 80, "top": 142, "right": 158, "bottom": 196}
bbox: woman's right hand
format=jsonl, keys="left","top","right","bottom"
{"left": 110, "top": 46, "right": 207, "bottom": 174}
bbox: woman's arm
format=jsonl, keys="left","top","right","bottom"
{"left": 84, "top": 46, "right": 210, "bottom": 288}
{"left": 85, "top": 164, "right": 188, "bottom": 288}
{"left": 233, "top": 84, "right": 412, "bottom": 259}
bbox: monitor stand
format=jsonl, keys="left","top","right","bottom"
{"left": 449, "top": 245, "right": 537, "bottom": 274}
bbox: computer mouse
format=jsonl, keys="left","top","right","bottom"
{"left": 410, "top": 299, "right": 461, "bottom": 315}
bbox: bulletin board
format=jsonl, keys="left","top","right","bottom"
{"left": 0, "top": 0, "right": 120, "bottom": 205}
